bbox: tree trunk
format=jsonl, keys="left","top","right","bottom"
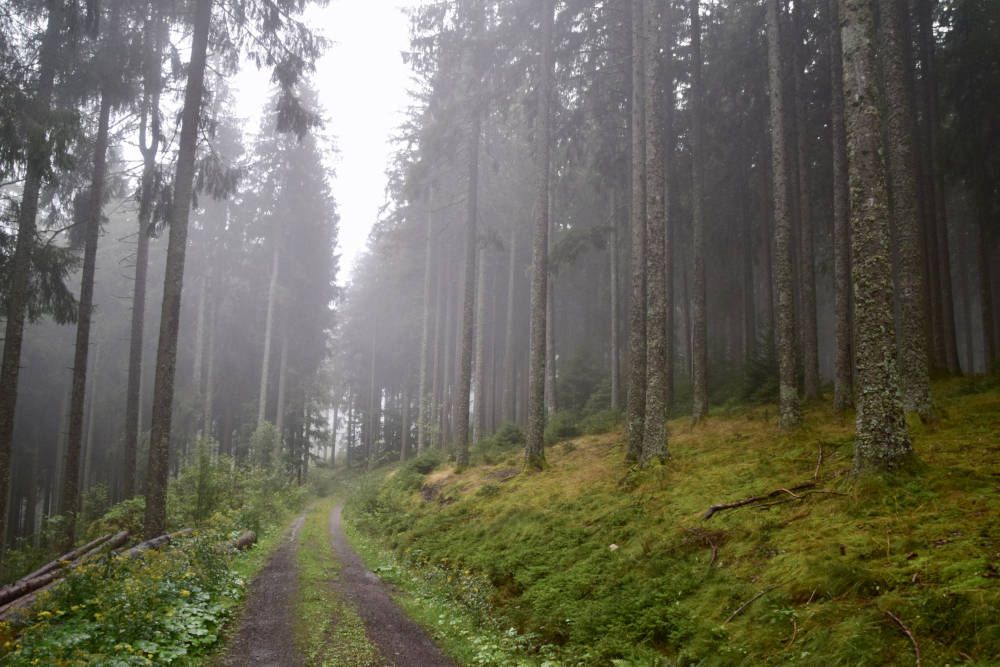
{"left": 626, "top": 0, "right": 647, "bottom": 462}
{"left": 454, "top": 113, "right": 480, "bottom": 469}
{"left": 143, "top": 0, "right": 213, "bottom": 539}
{"left": 609, "top": 190, "right": 621, "bottom": 411}
{"left": 525, "top": 0, "right": 554, "bottom": 471}
{"left": 916, "top": 0, "right": 959, "bottom": 374}
{"left": 641, "top": 0, "right": 668, "bottom": 465}
{"left": 502, "top": 219, "right": 518, "bottom": 422}
{"left": 766, "top": 0, "right": 802, "bottom": 428}
{"left": 793, "top": 0, "right": 820, "bottom": 402}
{"left": 879, "top": 0, "right": 932, "bottom": 416}
{"left": 473, "top": 248, "right": 488, "bottom": 442}
{"left": 840, "top": 0, "right": 913, "bottom": 472}
{"left": 401, "top": 383, "right": 411, "bottom": 461}
{"left": 829, "top": 0, "right": 853, "bottom": 412}
{"left": 62, "top": 90, "right": 112, "bottom": 544}
{"left": 689, "top": 0, "right": 709, "bottom": 423}
{"left": 978, "top": 193, "right": 996, "bottom": 372}
{"left": 192, "top": 277, "right": 206, "bottom": 403}
{"left": 275, "top": 324, "right": 288, "bottom": 439}
{"left": 417, "top": 198, "right": 435, "bottom": 453}
{"left": 0, "top": 0, "right": 64, "bottom": 546}
{"left": 203, "top": 296, "right": 216, "bottom": 440}
{"left": 258, "top": 241, "right": 280, "bottom": 426}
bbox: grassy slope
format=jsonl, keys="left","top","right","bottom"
{"left": 346, "top": 379, "right": 1000, "bottom": 666}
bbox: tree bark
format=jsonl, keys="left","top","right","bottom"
{"left": 689, "top": 0, "right": 709, "bottom": 423}
{"left": 125, "top": 8, "right": 164, "bottom": 498}
{"left": 609, "top": 190, "right": 621, "bottom": 411}
{"left": 473, "top": 248, "right": 488, "bottom": 442}
{"left": 766, "top": 0, "right": 802, "bottom": 428}
{"left": 275, "top": 323, "right": 288, "bottom": 439}
{"left": 626, "top": 0, "right": 647, "bottom": 462}
{"left": 62, "top": 90, "right": 112, "bottom": 545}
{"left": 879, "top": 0, "right": 932, "bottom": 416}
{"left": 829, "top": 0, "right": 853, "bottom": 412}
{"left": 143, "top": 0, "right": 213, "bottom": 539}
{"left": 417, "top": 198, "right": 435, "bottom": 453}
{"left": 840, "top": 0, "right": 913, "bottom": 471}
{"left": 641, "top": 0, "right": 668, "bottom": 465}
{"left": 526, "top": 0, "right": 554, "bottom": 470}
{"left": 793, "top": 0, "right": 820, "bottom": 402}
{"left": 258, "top": 241, "right": 280, "bottom": 426}
{"left": 0, "top": 0, "right": 64, "bottom": 546}
{"left": 502, "top": 219, "right": 518, "bottom": 422}
{"left": 978, "top": 194, "right": 996, "bottom": 371}
{"left": 203, "top": 296, "right": 216, "bottom": 439}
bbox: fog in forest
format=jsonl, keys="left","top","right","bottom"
{"left": 0, "top": 0, "right": 997, "bottom": 664}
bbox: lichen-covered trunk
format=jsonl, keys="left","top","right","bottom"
{"left": 840, "top": 0, "right": 913, "bottom": 471}
{"left": 626, "top": 0, "right": 647, "bottom": 462}
{"left": 689, "top": 0, "right": 709, "bottom": 423}
{"left": 879, "top": 0, "right": 932, "bottom": 416}
{"left": 641, "top": 0, "right": 668, "bottom": 465}
{"left": 143, "top": 0, "right": 213, "bottom": 539}
{"left": 766, "top": 0, "right": 801, "bottom": 428}
{"left": 526, "top": 0, "right": 554, "bottom": 470}
{"left": 829, "top": 0, "right": 853, "bottom": 413}
{"left": 0, "top": 0, "right": 63, "bottom": 546}
{"left": 62, "top": 91, "right": 112, "bottom": 545}
{"left": 502, "top": 221, "right": 518, "bottom": 422}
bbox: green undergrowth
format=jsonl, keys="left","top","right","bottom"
{"left": 344, "top": 379, "right": 1000, "bottom": 666}
{"left": 294, "top": 497, "right": 379, "bottom": 666}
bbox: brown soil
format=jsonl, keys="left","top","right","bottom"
{"left": 329, "top": 505, "right": 455, "bottom": 667}
{"left": 218, "top": 515, "right": 305, "bottom": 667}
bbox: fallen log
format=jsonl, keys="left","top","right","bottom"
{"left": 121, "top": 529, "right": 193, "bottom": 559}
{"left": 0, "top": 531, "right": 128, "bottom": 607}
{"left": 702, "top": 482, "right": 816, "bottom": 520}
{"left": 6, "top": 533, "right": 113, "bottom": 586}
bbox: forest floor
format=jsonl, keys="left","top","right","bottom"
{"left": 343, "top": 376, "right": 1000, "bottom": 666}
{"left": 218, "top": 499, "right": 452, "bottom": 667}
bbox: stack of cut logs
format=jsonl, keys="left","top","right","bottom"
{"left": 0, "top": 528, "right": 255, "bottom": 621}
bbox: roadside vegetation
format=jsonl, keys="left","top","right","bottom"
{"left": 0, "top": 435, "right": 308, "bottom": 665}
{"left": 345, "top": 378, "right": 1000, "bottom": 666}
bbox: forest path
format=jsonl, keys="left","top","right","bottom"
{"left": 328, "top": 504, "right": 455, "bottom": 667}
{"left": 219, "top": 515, "right": 306, "bottom": 667}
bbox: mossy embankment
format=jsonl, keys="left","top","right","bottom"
{"left": 344, "top": 378, "right": 1000, "bottom": 666}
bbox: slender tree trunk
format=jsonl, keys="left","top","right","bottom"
{"left": 0, "top": 0, "right": 64, "bottom": 546}
{"left": 417, "top": 199, "right": 435, "bottom": 453}
{"left": 609, "top": 190, "right": 621, "bottom": 411}
{"left": 143, "top": 0, "right": 213, "bottom": 539}
{"left": 626, "top": 0, "right": 647, "bottom": 462}
{"left": 978, "top": 193, "right": 996, "bottom": 372}
{"left": 829, "top": 0, "right": 853, "bottom": 412}
{"left": 62, "top": 91, "right": 112, "bottom": 544}
{"left": 203, "top": 297, "right": 216, "bottom": 440}
{"left": 473, "top": 248, "right": 488, "bottom": 442}
{"left": 840, "top": 0, "right": 913, "bottom": 471}
{"left": 275, "top": 324, "right": 288, "bottom": 438}
{"left": 689, "top": 0, "right": 709, "bottom": 423}
{"left": 192, "top": 277, "right": 206, "bottom": 403}
{"left": 916, "top": 0, "right": 959, "bottom": 374}
{"left": 879, "top": 0, "right": 932, "bottom": 416}
{"left": 401, "top": 383, "right": 411, "bottom": 461}
{"left": 502, "top": 220, "right": 518, "bottom": 422}
{"left": 526, "top": 0, "right": 554, "bottom": 470}
{"left": 641, "top": 0, "right": 668, "bottom": 465}
{"left": 663, "top": 57, "right": 676, "bottom": 415}
{"left": 125, "top": 10, "right": 163, "bottom": 497}
{"left": 793, "top": 0, "right": 820, "bottom": 401}
{"left": 258, "top": 241, "right": 280, "bottom": 426}
{"left": 766, "top": 0, "right": 802, "bottom": 428}
{"left": 455, "top": 113, "right": 480, "bottom": 469}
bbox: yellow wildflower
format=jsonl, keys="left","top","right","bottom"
{"left": 179, "top": 589, "right": 191, "bottom": 598}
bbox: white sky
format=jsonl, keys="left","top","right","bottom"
{"left": 231, "top": 0, "right": 422, "bottom": 284}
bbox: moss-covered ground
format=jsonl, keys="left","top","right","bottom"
{"left": 344, "top": 378, "right": 1000, "bottom": 666}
